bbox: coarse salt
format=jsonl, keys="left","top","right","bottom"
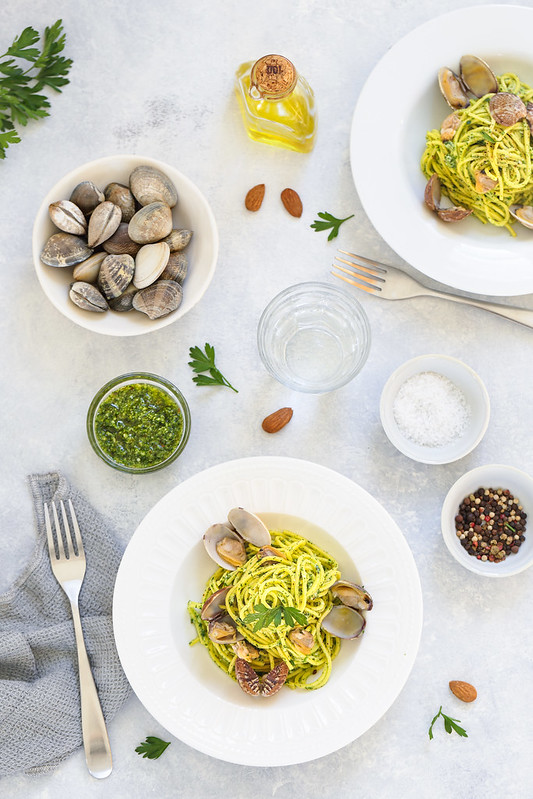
{"left": 392, "top": 371, "right": 471, "bottom": 447}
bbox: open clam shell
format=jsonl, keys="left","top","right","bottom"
{"left": 200, "top": 587, "right": 230, "bottom": 621}
{"left": 321, "top": 605, "right": 366, "bottom": 639}
{"left": 331, "top": 580, "right": 373, "bottom": 612}
{"left": 203, "top": 523, "right": 247, "bottom": 570}
{"left": 227, "top": 508, "right": 271, "bottom": 547}
{"left": 438, "top": 66, "right": 469, "bottom": 109}
{"left": 459, "top": 55, "right": 498, "bottom": 98}
{"left": 510, "top": 204, "right": 533, "bottom": 230}
{"left": 207, "top": 616, "right": 243, "bottom": 645}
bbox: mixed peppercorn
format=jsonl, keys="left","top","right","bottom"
{"left": 454, "top": 486, "right": 527, "bottom": 562}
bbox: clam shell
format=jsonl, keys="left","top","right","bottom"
{"left": 202, "top": 522, "right": 246, "bottom": 571}
{"left": 102, "top": 222, "right": 141, "bottom": 256}
{"left": 129, "top": 164, "right": 178, "bottom": 207}
{"left": 510, "top": 204, "right": 533, "bottom": 230}
{"left": 201, "top": 587, "right": 230, "bottom": 621}
{"left": 160, "top": 251, "right": 188, "bottom": 283}
{"left": 108, "top": 283, "right": 138, "bottom": 312}
{"left": 331, "top": 580, "right": 373, "bottom": 612}
{"left": 133, "top": 242, "right": 170, "bottom": 289}
{"left": 88, "top": 201, "right": 122, "bottom": 247}
{"left": 97, "top": 253, "right": 135, "bottom": 300}
{"left": 321, "top": 606, "right": 366, "bottom": 639}
{"left": 72, "top": 251, "right": 107, "bottom": 283}
{"left": 162, "top": 228, "right": 193, "bottom": 251}
{"left": 41, "top": 233, "right": 93, "bottom": 267}
{"left": 132, "top": 279, "right": 183, "bottom": 319}
{"left": 227, "top": 508, "right": 271, "bottom": 547}
{"left": 49, "top": 200, "right": 87, "bottom": 235}
{"left": 69, "top": 281, "right": 108, "bottom": 313}
{"left": 128, "top": 202, "right": 173, "bottom": 244}
{"left": 104, "top": 182, "right": 136, "bottom": 222}
{"left": 489, "top": 92, "right": 527, "bottom": 127}
{"left": 438, "top": 66, "right": 469, "bottom": 109}
{"left": 459, "top": 54, "right": 498, "bottom": 98}
{"left": 69, "top": 181, "right": 105, "bottom": 215}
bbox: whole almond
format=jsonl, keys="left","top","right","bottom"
{"left": 449, "top": 680, "right": 477, "bottom": 703}
{"left": 281, "top": 188, "right": 302, "bottom": 218}
{"left": 262, "top": 407, "right": 293, "bottom": 433}
{"left": 245, "top": 184, "right": 265, "bottom": 212}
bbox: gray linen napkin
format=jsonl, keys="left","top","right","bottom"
{"left": 0, "top": 472, "right": 131, "bottom": 777}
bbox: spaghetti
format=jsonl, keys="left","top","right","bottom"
{"left": 421, "top": 73, "right": 533, "bottom": 234}
{"left": 188, "top": 529, "right": 342, "bottom": 690}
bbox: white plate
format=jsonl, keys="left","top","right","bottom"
{"left": 113, "top": 456, "right": 422, "bottom": 766}
{"left": 350, "top": 4, "right": 533, "bottom": 296}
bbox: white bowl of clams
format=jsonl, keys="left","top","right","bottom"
{"left": 32, "top": 155, "right": 218, "bottom": 336}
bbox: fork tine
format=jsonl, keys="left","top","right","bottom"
{"left": 44, "top": 502, "right": 57, "bottom": 560}
{"left": 60, "top": 500, "right": 77, "bottom": 558}
{"left": 332, "top": 262, "right": 384, "bottom": 287}
{"left": 331, "top": 270, "right": 381, "bottom": 294}
{"left": 334, "top": 255, "right": 386, "bottom": 280}
{"left": 68, "top": 499, "right": 84, "bottom": 557}
{"left": 337, "top": 250, "right": 388, "bottom": 273}
{"left": 51, "top": 501, "right": 66, "bottom": 559}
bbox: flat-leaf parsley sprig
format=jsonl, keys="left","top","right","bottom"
{"left": 135, "top": 736, "right": 171, "bottom": 759}
{"left": 428, "top": 706, "right": 468, "bottom": 740}
{"left": 0, "top": 20, "right": 72, "bottom": 159}
{"left": 243, "top": 603, "right": 307, "bottom": 633}
{"left": 188, "top": 343, "right": 238, "bottom": 392}
{"left": 310, "top": 211, "right": 354, "bottom": 241}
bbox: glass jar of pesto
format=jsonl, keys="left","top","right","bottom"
{"left": 87, "top": 372, "right": 191, "bottom": 473}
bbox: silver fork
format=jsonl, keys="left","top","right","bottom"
{"left": 44, "top": 500, "right": 112, "bottom": 779}
{"left": 332, "top": 250, "right": 533, "bottom": 329}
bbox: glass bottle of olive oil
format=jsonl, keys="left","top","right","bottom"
{"left": 235, "top": 54, "right": 316, "bottom": 153}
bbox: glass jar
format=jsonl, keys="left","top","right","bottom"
{"left": 235, "top": 54, "right": 316, "bottom": 153}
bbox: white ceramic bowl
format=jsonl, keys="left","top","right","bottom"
{"left": 32, "top": 155, "right": 218, "bottom": 336}
{"left": 441, "top": 464, "right": 533, "bottom": 577}
{"left": 380, "top": 354, "right": 490, "bottom": 465}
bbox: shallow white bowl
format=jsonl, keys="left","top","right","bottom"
{"left": 441, "top": 464, "right": 533, "bottom": 577}
{"left": 32, "top": 155, "right": 218, "bottom": 336}
{"left": 380, "top": 354, "right": 490, "bottom": 465}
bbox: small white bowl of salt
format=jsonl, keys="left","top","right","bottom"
{"left": 380, "top": 354, "right": 490, "bottom": 465}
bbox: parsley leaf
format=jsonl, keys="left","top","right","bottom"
{"left": 310, "top": 211, "right": 354, "bottom": 241}
{"left": 188, "top": 343, "right": 238, "bottom": 392}
{"left": 428, "top": 706, "right": 468, "bottom": 740}
{"left": 243, "top": 603, "right": 307, "bottom": 632}
{"left": 135, "top": 736, "right": 171, "bottom": 759}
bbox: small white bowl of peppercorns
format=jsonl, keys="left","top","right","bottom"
{"left": 441, "top": 464, "right": 533, "bottom": 577}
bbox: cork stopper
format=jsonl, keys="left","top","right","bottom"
{"left": 249, "top": 55, "right": 297, "bottom": 100}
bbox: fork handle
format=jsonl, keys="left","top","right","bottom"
{"left": 425, "top": 288, "right": 533, "bottom": 329}
{"left": 70, "top": 602, "right": 113, "bottom": 779}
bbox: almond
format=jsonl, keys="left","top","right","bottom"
{"left": 262, "top": 407, "right": 293, "bottom": 433}
{"left": 449, "top": 680, "right": 477, "bottom": 703}
{"left": 245, "top": 183, "right": 265, "bottom": 212}
{"left": 281, "top": 188, "right": 302, "bottom": 218}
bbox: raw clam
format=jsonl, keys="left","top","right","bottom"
{"left": 72, "top": 251, "right": 107, "bottom": 283}
{"left": 88, "top": 201, "right": 122, "bottom": 247}
{"left": 321, "top": 605, "right": 366, "bottom": 639}
{"left": 68, "top": 281, "right": 108, "bottom": 313}
{"left": 69, "top": 180, "right": 105, "bottom": 215}
{"left": 489, "top": 92, "right": 526, "bottom": 126}
{"left": 160, "top": 251, "right": 188, "bottom": 284}
{"left": 49, "top": 200, "right": 87, "bottom": 235}
{"left": 234, "top": 659, "right": 289, "bottom": 697}
{"left": 129, "top": 164, "right": 178, "bottom": 207}
{"left": 202, "top": 522, "right": 247, "bottom": 570}
{"left": 104, "top": 182, "right": 136, "bottom": 222}
{"left": 207, "top": 617, "right": 243, "bottom": 645}
{"left": 331, "top": 580, "right": 373, "bottom": 612}
{"left": 509, "top": 204, "right": 533, "bottom": 229}
{"left": 41, "top": 232, "right": 93, "bottom": 267}
{"left": 162, "top": 228, "right": 193, "bottom": 252}
{"left": 459, "top": 55, "right": 498, "bottom": 98}
{"left": 438, "top": 66, "right": 469, "bottom": 109}
{"left": 133, "top": 242, "right": 170, "bottom": 289}
{"left": 132, "top": 279, "right": 183, "bottom": 319}
{"left": 108, "top": 283, "right": 138, "bottom": 312}
{"left": 200, "top": 587, "right": 230, "bottom": 621}
{"left": 102, "top": 222, "right": 141, "bottom": 256}
{"left": 128, "top": 201, "right": 173, "bottom": 244}
{"left": 227, "top": 508, "right": 271, "bottom": 547}
{"left": 97, "top": 253, "right": 135, "bottom": 300}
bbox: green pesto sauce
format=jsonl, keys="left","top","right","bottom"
{"left": 95, "top": 383, "right": 183, "bottom": 468}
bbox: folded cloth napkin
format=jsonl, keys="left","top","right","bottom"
{"left": 0, "top": 472, "right": 131, "bottom": 777}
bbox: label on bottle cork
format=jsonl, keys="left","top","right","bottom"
{"left": 250, "top": 54, "right": 297, "bottom": 100}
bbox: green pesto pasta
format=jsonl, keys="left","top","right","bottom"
{"left": 421, "top": 73, "right": 533, "bottom": 235}
{"left": 188, "top": 529, "right": 342, "bottom": 690}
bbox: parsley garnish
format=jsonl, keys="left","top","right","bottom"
{"left": 310, "top": 211, "right": 354, "bottom": 241}
{"left": 243, "top": 602, "right": 307, "bottom": 632}
{"left": 135, "top": 736, "right": 171, "bottom": 759}
{"left": 0, "top": 20, "right": 72, "bottom": 159}
{"left": 188, "top": 343, "right": 238, "bottom": 392}
{"left": 428, "top": 706, "right": 468, "bottom": 740}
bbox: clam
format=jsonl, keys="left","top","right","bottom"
{"left": 459, "top": 55, "right": 498, "bottom": 98}
{"left": 104, "top": 182, "right": 136, "bottom": 222}
{"left": 162, "top": 228, "right": 193, "bottom": 251}
{"left": 321, "top": 605, "right": 366, "bottom": 639}
{"left": 160, "top": 251, "right": 188, "bottom": 284}
{"left": 87, "top": 201, "right": 122, "bottom": 247}
{"left": 424, "top": 174, "right": 441, "bottom": 211}
{"left": 438, "top": 66, "right": 469, "bottom": 109}
{"left": 234, "top": 659, "right": 289, "bottom": 697}
{"left": 128, "top": 201, "right": 173, "bottom": 244}
{"left": 102, "top": 222, "right": 141, "bottom": 256}
{"left": 202, "top": 522, "right": 247, "bottom": 570}
{"left": 474, "top": 171, "right": 497, "bottom": 194}
{"left": 509, "top": 204, "right": 533, "bottom": 230}
{"left": 200, "top": 587, "right": 230, "bottom": 621}
{"left": 489, "top": 92, "right": 526, "bottom": 126}
{"left": 97, "top": 253, "right": 135, "bottom": 300}
{"left": 133, "top": 242, "right": 170, "bottom": 289}
{"left": 72, "top": 251, "right": 107, "bottom": 283}
{"left": 49, "top": 200, "right": 87, "bottom": 235}
{"left": 526, "top": 101, "right": 533, "bottom": 135}
{"left": 41, "top": 232, "right": 93, "bottom": 267}
{"left": 68, "top": 281, "right": 108, "bottom": 313}
{"left": 132, "top": 279, "right": 183, "bottom": 319}
{"left": 69, "top": 180, "right": 105, "bottom": 215}
{"left": 108, "top": 283, "right": 138, "bottom": 312}
{"left": 232, "top": 640, "right": 260, "bottom": 662}
{"left": 288, "top": 628, "right": 314, "bottom": 655}
{"left": 437, "top": 207, "right": 472, "bottom": 222}
{"left": 256, "top": 544, "right": 286, "bottom": 561}
{"left": 129, "top": 164, "right": 178, "bottom": 207}
{"left": 440, "top": 112, "right": 461, "bottom": 142}
{"left": 207, "top": 616, "right": 243, "bottom": 645}
{"left": 227, "top": 508, "right": 271, "bottom": 547}
{"left": 331, "top": 580, "right": 373, "bottom": 612}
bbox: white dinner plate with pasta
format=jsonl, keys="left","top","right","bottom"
{"left": 350, "top": 4, "right": 533, "bottom": 296}
{"left": 113, "top": 456, "right": 422, "bottom": 766}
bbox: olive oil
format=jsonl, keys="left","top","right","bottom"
{"left": 235, "top": 54, "right": 316, "bottom": 153}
